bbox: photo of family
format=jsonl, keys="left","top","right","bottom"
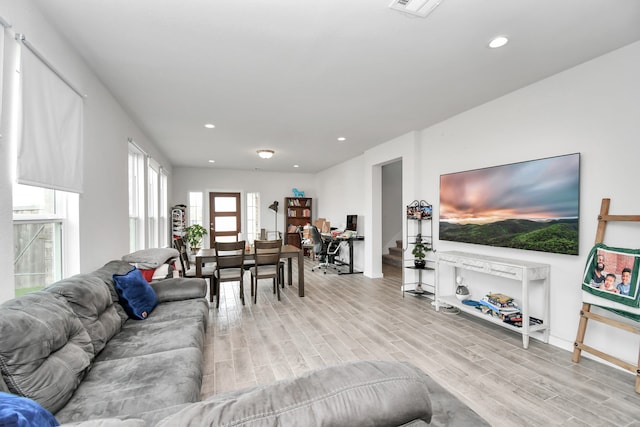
{"left": 584, "top": 248, "right": 638, "bottom": 298}
{"left": 406, "top": 200, "right": 432, "bottom": 220}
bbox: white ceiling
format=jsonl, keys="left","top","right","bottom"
{"left": 32, "top": 0, "right": 640, "bottom": 173}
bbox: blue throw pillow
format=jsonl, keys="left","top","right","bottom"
{"left": 0, "top": 392, "right": 59, "bottom": 427}
{"left": 113, "top": 267, "right": 158, "bottom": 320}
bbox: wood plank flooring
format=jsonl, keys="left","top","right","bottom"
{"left": 201, "top": 260, "right": 640, "bottom": 427}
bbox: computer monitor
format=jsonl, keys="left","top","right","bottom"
{"left": 346, "top": 215, "right": 357, "bottom": 232}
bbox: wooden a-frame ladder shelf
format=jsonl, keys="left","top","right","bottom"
{"left": 572, "top": 198, "right": 640, "bottom": 393}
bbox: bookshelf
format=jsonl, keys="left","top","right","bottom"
{"left": 284, "top": 197, "right": 312, "bottom": 248}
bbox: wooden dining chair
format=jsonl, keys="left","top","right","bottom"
{"left": 250, "top": 240, "right": 282, "bottom": 303}
{"left": 174, "top": 237, "right": 216, "bottom": 296}
{"left": 213, "top": 240, "right": 246, "bottom": 308}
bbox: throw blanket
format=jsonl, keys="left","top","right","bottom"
{"left": 581, "top": 243, "right": 640, "bottom": 321}
{"left": 122, "top": 248, "right": 179, "bottom": 270}
{"left": 0, "top": 392, "right": 59, "bottom": 427}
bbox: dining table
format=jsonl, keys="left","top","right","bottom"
{"left": 195, "top": 244, "right": 305, "bottom": 297}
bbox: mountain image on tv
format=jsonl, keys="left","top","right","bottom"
{"left": 439, "top": 153, "right": 580, "bottom": 256}
{"left": 439, "top": 218, "right": 578, "bottom": 255}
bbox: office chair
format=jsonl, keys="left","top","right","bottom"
{"left": 310, "top": 225, "right": 341, "bottom": 274}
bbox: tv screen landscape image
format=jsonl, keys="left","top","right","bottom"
{"left": 439, "top": 153, "right": 580, "bottom": 255}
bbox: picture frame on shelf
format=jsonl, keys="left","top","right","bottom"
{"left": 406, "top": 200, "right": 432, "bottom": 220}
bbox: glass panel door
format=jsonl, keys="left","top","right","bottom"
{"left": 209, "top": 192, "right": 241, "bottom": 245}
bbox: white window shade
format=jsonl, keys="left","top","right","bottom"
{"left": 17, "top": 46, "right": 84, "bottom": 193}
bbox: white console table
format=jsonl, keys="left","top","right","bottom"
{"left": 435, "top": 251, "right": 550, "bottom": 349}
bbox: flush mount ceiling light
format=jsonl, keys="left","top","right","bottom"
{"left": 204, "top": 123, "right": 215, "bottom": 129}
{"left": 488, "top": 35, "right": 509, "bottom": 49}
{"left": 337, "top": 137, "right": 347, "bottom": 142}
{"left": 388, "top": 0, "right": 444, "bottom": 18}
{"left": 257, "top": 149, "right": 274, "bottom": 159}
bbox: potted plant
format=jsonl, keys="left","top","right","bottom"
{"left": 185, "top": 224, "right": 208, "bottom": 253}
{"left": 412, "top": 234, "right": 431, "bottom": 268}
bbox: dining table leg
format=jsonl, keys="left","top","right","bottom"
{"left": 297, "top": 250, "right": 304, "bottom": 296}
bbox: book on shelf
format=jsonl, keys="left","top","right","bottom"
{"left": 479, "top": 297, "right": 519, "bottom": 314}
{"left": 502, "top": 314, "right": 543, "bottom": 328}
{"left": 485, "top": 293, "right": 514, "bottom": 307}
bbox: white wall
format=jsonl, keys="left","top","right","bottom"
{"left": 0, "top": 1, "right": 171, "bottom": 302}
{"left": 172, "top": 167, "right": 316, "bottom": 245}
{"left": 315, "top": 40, "right": 640, "bottom": 367}
{"left": 313, "top": 155, "right": 368, "bottom": 272}
{"left": 420, "top": 40, "right": 640, "bottom": 362}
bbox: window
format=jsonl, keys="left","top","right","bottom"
{"left": 246, "top": 192, "right": 260, "bottom": 244}
{"left": 147, "top": 159, "right": 159, "bottom": 248}
{"left": 159, "top": 169, "right": 168, "bottom": 246}
{"left": 128, "top": 141, "right": 170, "bottom": 250}
{"left": 128, "top": 144, "right": 145, "bottom": 252}
{"left": 188, "top": 192, "right": 203, "bottom": 227}
{"left": 12, "top": 184, "right": 78, "bottom": 296}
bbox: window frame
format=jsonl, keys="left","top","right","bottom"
{"left": 128, "top": 143, "right": 146, "bottom": 252}
{"left": 12, "top": 184, "right": 79, "bottom": 294}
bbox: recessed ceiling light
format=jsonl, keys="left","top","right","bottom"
{"left": 208, "top": 160, "right": 215, "bottom": 163}
{"left": 337, "top": 137, "right": 346, "bottom": 142}
{"left": 488, "top": 35, "right": 509, "bottom": 49}
{"left": 257, "top": 149, "right": 274, "bottom": 159}
{"left": 293, "top": 164, "right": 299, "bottom": 168}
{"left": 204, "top": 123, "right": 215, "bottom": 129}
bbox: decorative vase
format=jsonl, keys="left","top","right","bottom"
{"left": 414, "top": 259, "right": 426, "bottom": 269}
{"left": 455, "top": 276, "right": 470, "bottom": 301}
{"left": 455, "top": 285, "right": 470, "bottom": 301}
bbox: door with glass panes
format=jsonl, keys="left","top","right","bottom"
{"left": 209, "top": 192, "right": 241, "bottom": 245}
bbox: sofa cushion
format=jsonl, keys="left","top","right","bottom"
{"left": 54, "top": 348, "right": 203, "bottom": 424}
{"left": 156, "top": 360, "right": 433, "bottom": 426}
{"left": 0, "top": 292, "right": 93, "bottom": 413}
{"left": 44, "top": 275, "right": 122, "bottom": 356}
{"left": 122, "top": 248, "right": 180, "bottom": 269}
{"left": 92, "top": 261, "right": 141, "bottom": 325}
{"left": 0, "top": 391, "right": 60, "bottom": 427}
{"left": 94, "top": 317, "right": 204, "bottom": 362}
{"left": 149, "top": 277, "right": 206, "bottom": 303}
{"left": 113, "top": 267, "right": 158, "bottom": 320}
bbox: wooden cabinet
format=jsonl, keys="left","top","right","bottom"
{"left": 284, "top": 197, "right": 312, "bottom": 248}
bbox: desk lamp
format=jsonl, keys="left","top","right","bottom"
{"left": 268, "top": 201, "right": 279, "bottom": 236}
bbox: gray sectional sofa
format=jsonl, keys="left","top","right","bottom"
{"left": 0, "top": 260, "right": 209, "bottom": 425}
{"left": 1, "top": 260, "right": 488, "bottom": 426}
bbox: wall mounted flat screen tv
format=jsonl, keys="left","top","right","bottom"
{"left": 439, "top": 153, "right": 580, "bottom": 255}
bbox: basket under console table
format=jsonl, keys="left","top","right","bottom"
{"left": 435, "top": 251, "right": 550, "bottom": 349}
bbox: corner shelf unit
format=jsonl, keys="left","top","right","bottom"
{"left": 435, "top": 251, "right": 550, "bottom": 349}
{"left": 402, "top": 200, "right": 435, "bottom": 299}
{"left": 284, "top": 197, "right": 312, "bottom": 248}
{"left": 171, "top": 205, "right": 187, "bottom": 241}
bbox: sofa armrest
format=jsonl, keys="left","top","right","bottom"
{"left": 156, "top": 360, "right": 433, "bottom": 426}
{"left": 150, "top": 277, "right": 206, "bottom": 303}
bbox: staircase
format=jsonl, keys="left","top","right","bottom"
{"left": 382, "top": 240, "right": 403, "bottom": 267}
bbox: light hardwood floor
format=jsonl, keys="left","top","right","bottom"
{"left": 201, "top": 260, "right": 640, "bottom": 427}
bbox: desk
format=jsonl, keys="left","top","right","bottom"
{"left": 195, "top": 245, "right": 305, "bottom": 297}
{"left": 330, "top": 235, "right": 364, "bottom": 275}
